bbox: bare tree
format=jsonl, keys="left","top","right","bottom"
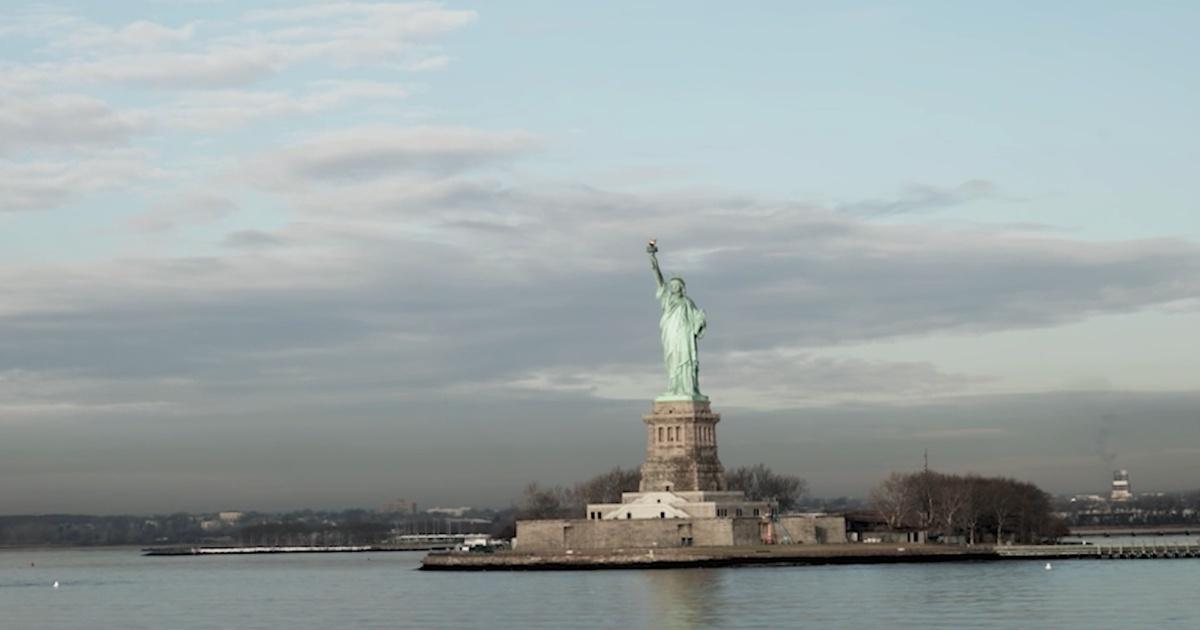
{"left": 984, "top": 478, "right": 1019, "bottom": 544}
{"left": 516, "top": 482, "right": 573, "bottom": 519}
{"left": 911, "top": 470, "right": 940, "bottom": 531}
{"left": 934, "top": 473, "right": 971, "bottom": 538}
{"left": 958, "top": 475, "right": 985, "bottom": 545}
{"left": 572, "top": 467, "right": 641, "bottom": 505}
{"left": 870, "top": 472, "right": 917, "bottom": 529}
{"left": 871, "top": 470, "right": 1063, "bottom": 545}
{"left": 725, "top": 464, "right": 808, "bottom": 512}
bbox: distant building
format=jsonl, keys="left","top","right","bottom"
{"left": 218, "top": 511, "right": 244, "bottom": 524}
{"left": 427, "top": 507, "right": 472, "bottom": 517}
{"left": 1111, "top": 469, "right": 1133, "bottom": 502}
{"left": 381, "top": 499, "right": 418, "bottom": 514}
{"left": 843, "top": 510, "right": 926, "bottom": 544}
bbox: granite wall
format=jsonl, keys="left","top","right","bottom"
{"left": 516, "top": 517, "right": 770, "bottom": 552}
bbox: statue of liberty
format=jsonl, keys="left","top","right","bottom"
{"left": 646, "top": 240, "right": 707, "bottom": 399}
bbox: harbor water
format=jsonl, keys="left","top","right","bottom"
{"left": 3, "top": 546, "right": 1199, "bottom": 629}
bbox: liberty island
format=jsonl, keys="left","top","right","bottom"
{"left": 426, "top": 242, "right": 861, "bottom": 564}
{"left": 422, "top": 243, "right": 1200, "bottom": 570}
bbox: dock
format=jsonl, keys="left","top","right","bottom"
{"left": 420, "top": 542, "right": 1200, "bottom": 571}
{"left": 144, "top": 541, "right": 460, "bottom": 556}
{"left": 1067, "top": 525, "right": 1197, "bottom": 537}
{"left": 145, "top": 545, "right": 379, "bottom": 556}
{"left": 997, "top": 543, "right": 1200, "bottom": 560}
{"left": 143, "top": 533, "right": 489, "bottom": 555}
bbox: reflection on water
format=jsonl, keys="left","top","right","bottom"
{"left": 643, "top": 567, "right": 726, "bottom": 629}
{"left": 3, "top": 548, "right": 1200, "bottom": 629}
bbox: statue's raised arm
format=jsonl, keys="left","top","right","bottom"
{"left": 647, "top": 239, "right": 665, "bottom": 289}
{"left": 644, "top": 240, "right": 707, "bottom": 400}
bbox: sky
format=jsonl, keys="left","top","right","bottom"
{"left": 2, "top": 1, "right": 1199, "bottom": 514}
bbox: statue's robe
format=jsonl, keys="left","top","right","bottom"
{"left": 657, "top": 283, "right": 706, "bottom": 397}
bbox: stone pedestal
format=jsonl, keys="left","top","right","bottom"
{"left": 584, "top": 397, "right": 768, "bottom": 525}
{"left": 639, "top": 398, "right": 726, "bottom": 492}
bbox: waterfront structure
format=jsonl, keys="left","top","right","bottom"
{"left": 199, "top": 519, "right": 225, "bottom": 532}
{"left": 1111, "top": 470, "right": 1133, "bottom": 502}
{"left": 514, "top": 242, "right": 840, "bottom": 552}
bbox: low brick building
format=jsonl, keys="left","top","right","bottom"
{"left": 517, "top": 516, "right": 765, "bottom": 552}
{"left": 774, "top": 514, "right": 848, "bottom": 544}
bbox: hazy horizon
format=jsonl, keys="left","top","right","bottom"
{"left": 3, "top": 1, "right": 1200, "bottom": 515}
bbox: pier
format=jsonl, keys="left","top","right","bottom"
{"left": 997, "top": 543, "right": 1200, "bottom": 560}
{"left": 1067, "top": 525, "right": 1197, "bottom": 537}
{"left": 144, "top": 534, "right": 487, "bottom": 556}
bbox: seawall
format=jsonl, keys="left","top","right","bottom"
{"left": 421, "top": 542, "right": 1200, "bottom": 571}
{"left": 420, "top": 544, "right": 995, "bottom": 571}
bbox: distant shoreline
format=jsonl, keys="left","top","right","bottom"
{"left": 142, "top": 545, "right": 442, "bottom": 556}
{"left": 0, "top": 544, "right": 148, "bottom": 552}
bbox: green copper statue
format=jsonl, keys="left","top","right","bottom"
{"left": 647, "top": 240, "right": 707, "bottom": 399}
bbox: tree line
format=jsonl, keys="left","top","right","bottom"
{"left": 237, "top": 522, "right": 392, "bottom": 546}
{"left": 871, "top": 470, "right": 1069, "bottom": 544}
{"left": 513, "top": 464, "right": 807, "bottom": 521}
{"left": 0, "top": 509, "right": 500, "bottom": 547}
{"left": 1059, "top": 491, "right": 1200, "bottom": 527}
{"left": 0, "top": 514, "right": 207, "bottom": 547}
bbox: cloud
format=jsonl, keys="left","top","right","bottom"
{"left": 5, "top": 174, "right": 1200, "bottom": 402}
{"left": 0, "top": 150, "right": 154, "bottom": 212}
{"left": 909, "top": 427, "right": 1007, "bottom": 440}
{"left": 0, "top": 93, "right": 148, "bottom": 154}
{"left": 405, "top": 54, "right": 451, "bottom": 71}
{"left": 502, "top": 350, "right": 983, "bottom": 409}
{"left": 51, "top": 19, "right": 197, "bottom": 52}
{"left": 245, "top": 2, "right": 478, "bottom": 38}
{"left": 839, "top": 179, "right": 1000, "bottom": 216}
{"left": 129, "top": 192, "right": 238, "bottom": 232}
{"left": 5, "top": 3, "right": 476, "bottom": 90}
{"left": 253, "top": 126, "right": 542, "bottom": 184}
{"left": 707, "top": 350, "right": 984, "bottom": 408}
{"left": 0, "top": 369, "right": 183, "bottom": 423}
{"left": 159, "top": 80, "right": 410, "bottom": 130}
{"left": 239, "top": 169, "right": 1200, "bottom": 347}
{"left": 223, "top": 229, "right": 288, "bottom": 249}
{"left": 0, "top": 4, "right": 475, "bottom": 214}
{"left": 63, "top": 49, "right": 284, "bottom": 89}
